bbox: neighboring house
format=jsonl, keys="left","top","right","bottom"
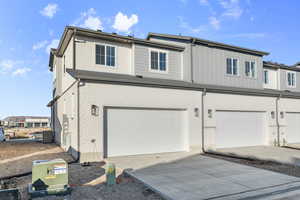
{"left": 3, "top": 116, "right": 50, "bottom": 128}
{"left": 48, "top": 26, "right": 300, "bottom": 162}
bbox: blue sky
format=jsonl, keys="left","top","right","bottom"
{"left": 0, "top": 0, "right": 299, "bottom": 119}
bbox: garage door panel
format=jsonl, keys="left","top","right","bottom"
{"left": 106, "top": 108, "right": 188, "bottom": 157}
{"left": 286, "top": 112, "right": 300, "bottom": 144}
{"left": 216, "top": 111, "right": 266, "bottom": 148}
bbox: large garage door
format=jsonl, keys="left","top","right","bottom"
{"left": 286, "top": 112, "right": 300, "bottom": 144}
{"left": 105, "top": 108, "right": 188, "bottom": 157}
{"left": 216, "top": 111, "right": 266, "bottom": 148}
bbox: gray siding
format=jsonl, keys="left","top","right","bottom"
{"left": 280, "top": 69, "right": 300, "bottom": 92}
{"left": 149, "top": 37, "right": 191, "bottom": 82}
{"left": 193, "top": 45, "right": 263, "bottom": 89}
{"left": 134, "top": 44, "right": 183, "bottom": 81}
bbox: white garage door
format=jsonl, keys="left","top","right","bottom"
{"left": 286, "top": 112, "right": 300, "bottom": 144}
{"left": 106, "top": 108, "right": 188, "bottom": 157}
{"left": 216, "top": 111, "right": 266, "bottom": 148}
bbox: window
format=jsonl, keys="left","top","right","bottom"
{"left": 287, "top": 71, "right": 296, "bottom": 87}
{"left": 150, "top": 50, "right": 167, "bottom": 72}
{"left": 95, "top": 44, "right": 116, "bottom": 67}
{"left": 245, "top": 61, "right": 256, "bottom": 78}
{"left": 226, "top": 58, "right": 238, "bottom": 75}
{"left": 264, "top": 70, "right": 269, "bottom": 84}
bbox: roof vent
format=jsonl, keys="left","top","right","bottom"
{"left": 97, "top": 29, "right": 102, "bottom": 32}
{"left": 128, "top": 35, "right": 133, "bottom": 38}
{"left": 112, "top": 32, "right": 117, "bottom": 35}
{"left": 136, "top": 75, "right": 143, "bottom": 78}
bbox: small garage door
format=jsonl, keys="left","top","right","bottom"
{"left": 216, "top": 111, "right": 266, "bottom": 148}
{"left": 105, "top": 108, "right": 188, "bottom": 157}
{"left": 286, "top": 112, "right": 300, "bottom": 144}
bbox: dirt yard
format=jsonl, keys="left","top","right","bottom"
{"left": 0, "top": 141, "right": 73, "bottom": 178}
{"left": 6, "top": 162, "right": 163, "bottom": 200}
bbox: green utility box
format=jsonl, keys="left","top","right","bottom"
{"left": 28, "top": 159, "right": 71, "bottom": 198}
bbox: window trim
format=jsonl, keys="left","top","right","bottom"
{"left": 148, "top": 48, "right": 168, "bottom": 74}
{"left": 263, "top": 69, "right": 269, "bottom": 84}
{"left": 245, "top": 61, "right": 256, "bottom": 78}
{"left": 226, "top": 58, "right": 239, "bottom": 76}
{"left": 286, "top": 71, "right": 296, "bottom": 88}
{"left": 95, "top": 43, "right": 117, "bottom": 67}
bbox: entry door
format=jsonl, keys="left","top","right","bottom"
{"left": 286, "top": 112, "right": 300, "bottom": 144}
{"left": 105, "top": 108, "right": 188, "bottom": 157}
{"left": 216, "top": 111, "right": 266, "bottom": 148}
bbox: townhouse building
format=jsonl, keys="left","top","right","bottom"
{"left": 48, "top": 26, "right": 300, "bottom": 162}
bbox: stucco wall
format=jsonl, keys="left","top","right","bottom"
{"left": 78, "top": 82, "right": 203, "bottom": 162}
{"left": 278, "top": 98, "right": 300, "bottom": 144}
{"left": 75, "top": 35, "right": 132, "bottom": 75}
{"left": 203, "top": 93, "right": 278, "bottom": 150}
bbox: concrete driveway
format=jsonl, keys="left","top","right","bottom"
{"left": 109, "top": 152, "right": 300, "bottom": 200}
{"left": 213, "top": 146, "right": 300, "bottom": 166}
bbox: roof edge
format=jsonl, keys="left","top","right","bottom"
{"left": 147, "top": 32, "right": 269, "bottom": 56}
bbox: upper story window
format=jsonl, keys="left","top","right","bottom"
{"left": 226, "top": 58, "right": 238, "bottom": 76}
{"left": 150, "top": 50, "right": 167, "bottom": 72}
{"left": 245, "top": 61, "right": 256, "bottom": 78}
{"left": 263, "top": 70, "right": 269, "bottom": 84}
{"left": 287, "top": 71, "right": 296, "bottom": 88}
{"left": 95, "top": 44, "right": 116, "bottom": 67}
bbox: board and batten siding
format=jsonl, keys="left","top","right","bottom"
{"left": 134, "top": 44, "right": 183, "bottom": 80}
{"left": 279, "top": 69, "right": 300, "bottom": 92}
{"left": 192, "top": 45, "right": 264, "bottom": 89}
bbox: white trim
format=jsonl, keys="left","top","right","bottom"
{"left": 286, "top": 71, "right": 296, "bottom": 88}
{"left": 95, "top": 43, "right": 118, "bottom": 68}
{"left": 226, "top": 58, "right": 239, "bottom": 76}
{"left": 245, "top": 61, "right": 257, "bottom": 78}
{"left": 148, "top": 48, "right": 169, "bottom": 74}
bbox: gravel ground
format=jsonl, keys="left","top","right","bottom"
{"left": 4, "top": 162, "right": 163, "bottom": 200}
{"left": 205, "top": 153, "right": 300, "bottom": 177}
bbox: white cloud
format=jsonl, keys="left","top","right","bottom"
{"left": 219, "top": 0, "right": 243, "bottom": 19}
{"left": 40, "top": 3, "right": 58, "bottom": 18}
{"left": 230, "top": 33, "right": 266, "bottom": 39}
{"left": 250, "top": 16, "right": 254, "bottom": 21}
{"left": 12, "top": 67, "right": 31, "bottom": 76}
{"left": 0, "top": 60, "right": 23, "bottom": 74}
{"left": 82, "top": 16, "right": 103, "bottom": 30}
{"left": 112, "top": 12, "right": 138, "bottom": 33}
{"left": 209, "top": 16, "right": 220, "bottom": 30}
{"left": 46, "top": 39, "right": 59, "bottom": 54}
{"left": 33, "top": 40, "right": 48, "bottom": 51}
{"left": 72, "top": 8, "right": 103, "bottom": 30}
{"left": 178, "top": 16, "right": 206, "bottom": 34}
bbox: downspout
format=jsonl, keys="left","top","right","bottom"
{"left": 73, "top": 29, "right": 77, "bottom": 71}
{"left": 76, "top": 79, "right": 81, "bottom": 162}
{"left": 276, "top": 94, "right": 281, "bottom": 146}
{"left": 190, "top": 38, "right": 196, "bottom": 83}
{"left": 201, "top": 88, "right": 207, "bottom": 152}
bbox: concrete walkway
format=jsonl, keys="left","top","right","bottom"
{"left": 213, "top": 146, "right": 300, "bottom": 166}
{"left": 109, "top": 152, "right": 300, "bottom": 200}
